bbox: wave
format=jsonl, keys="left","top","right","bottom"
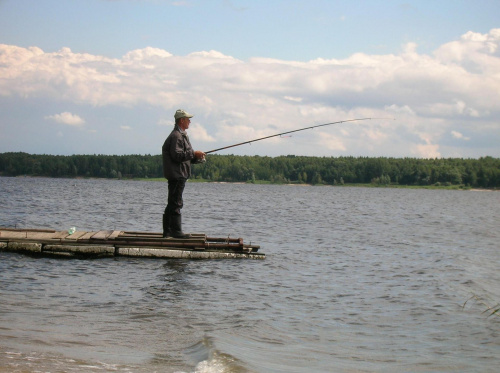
{"left": 183, "top": 336, "right": 251, "bottom": 373}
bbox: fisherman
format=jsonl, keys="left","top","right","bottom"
{"left": 162, "top": 109, "right": 206, "bottom": 238}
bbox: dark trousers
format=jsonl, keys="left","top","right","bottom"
{"left": 164, "top": 178, "right": 186, "bottom": 216}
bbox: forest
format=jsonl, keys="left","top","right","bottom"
{"left": 1, "top": 152, "right": 499, "bottom": 188}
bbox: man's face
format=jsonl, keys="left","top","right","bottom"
{"left": 179, "top": 117, "right": 191, "bottom": 131}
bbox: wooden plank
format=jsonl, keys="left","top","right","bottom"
{"left": 122, "top": 232, "right": 206, "bottom": 238}
{"left": 65, "top": 231, "right": 88, "bottom": 240}
{"left": 0, "top": 228, "right": 56, "bottom": 233}
{"left": 27, "top": 232, "right": 59, "bottom": 240}
{"left": 107, "top": 230, "right": 122, "bottom": 240}
{"left": 0, "top": 231, "right": 29, "bottom": 239}
{"left": 28, "top": 228, "right": 57, "bottom": 233}
{"left": 120, "top": 233, "right": 163, "bottom": 240}
{"left": 206, "top": 237, "right": 241, "bottom": 243}
{"left": 122, "top": 231, "right": 161, "bottom": 236}
{"left": 191, "top": 233, "right": 207, "bottom": 239}
{"left": 91, "top": 230, "right": 114, "bottom": 240}
{"left": 78, "top": 232, "right": 95, "bottom": 241}
{"left": 53, "top": 231, "right": 71, "bottom": 239}
{"left": 118, "top": 235, "right": 205, "bottom": 243}
{"left": 163, "top": 237, "right": 206, "bottom": 244}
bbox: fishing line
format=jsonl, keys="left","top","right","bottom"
{"left": 204, "top": 117, "right": 393, "bottom": 154}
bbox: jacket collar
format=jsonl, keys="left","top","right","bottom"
{"left": 175, "top": 124, "right": 187, "bottom": 135}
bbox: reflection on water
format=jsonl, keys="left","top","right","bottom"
{"left": 1, "top": 177, "right": 499, "bottom": 372}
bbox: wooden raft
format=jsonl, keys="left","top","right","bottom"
{"left": 0, "top": 228, "right": 264, "bottom": 260}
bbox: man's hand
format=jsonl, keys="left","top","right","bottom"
{"left": 194, "top": 150, "right": 206, "bottom": 160}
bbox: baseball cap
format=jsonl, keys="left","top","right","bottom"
{"left": 174, "top": 109, "right": 194, "bottom": 120}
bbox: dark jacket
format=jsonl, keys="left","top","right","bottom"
{"left": 162, "top": 125, "right": 195, "bottom": 180}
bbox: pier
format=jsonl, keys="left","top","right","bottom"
{"left": 0, "top": 228, "right": 264, "bottom": 260}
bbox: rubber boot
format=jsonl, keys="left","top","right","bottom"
{"left": 170, "top": 214, "right": 191, "bottom": 239}
{"left": 162, "top": 213, "right": 171, "bottom": 238}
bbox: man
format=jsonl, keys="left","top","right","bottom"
{"left": 162, "top": 109, "right": 206, "bottom": 238}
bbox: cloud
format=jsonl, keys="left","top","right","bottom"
{"left": 451, "top": 130, "right": 470, "bottom": 141}
{"left": 317, "top": 132, "right": 346, "bottom": 152}
{"left": 157, "top": 118, "right": 172, "bottom": 127}
{"left": 414, "top": 142, "right": 441, "bottom": 159}
{"left": 284, "top": 96, "right": 303, "bottom": 102}
{"left": 189, "top": 123, "right": 216, "bottom": 142}
{"left": 1, "top": 28, "right": 500, "bottom": 157}
{"left": 45, "top": 112, "right": 85, "bottom": 126}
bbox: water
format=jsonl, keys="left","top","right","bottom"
{"left": 1, "top": 177, "right": 499, "bottom": 372}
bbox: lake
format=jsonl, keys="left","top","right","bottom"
{"left": 0, "top": 177, "right": 499, "bottom": 372}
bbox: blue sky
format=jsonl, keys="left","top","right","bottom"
{"left": 2, "top": 0, "right": 499, "bottom": 61}
{"left": 1, "top": 0, "right": 499, "bottom": 158}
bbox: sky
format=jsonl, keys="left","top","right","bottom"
{"left": 0, "top": 0, "right": 499, "bottom": 158}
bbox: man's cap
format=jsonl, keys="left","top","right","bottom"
{"left": 174, "top": 109, "right": 194, "bottom": 120}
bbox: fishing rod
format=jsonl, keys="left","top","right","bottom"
{"left": 204, "top": 117, "right": 392, "bottom": 154}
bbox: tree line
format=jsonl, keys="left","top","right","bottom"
{"left": 1, "top": 152, "right": 499, "bottom": 188}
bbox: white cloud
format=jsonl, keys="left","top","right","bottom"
{"left": 1, "top": 28, "right": 500, "bottom": 157}
{"left": 451, "top": 130, "right": 470, "bottom": 141}
{"left": 121, "top": 126, "right": 132, "bottom": 130}
{"left": 157, "top": 118, "right": 172, "bottom": 127}
{"left": 45, "top": 112, "right": 85, "bottom": 126}
{"left": 414, "top": 142, "right": 441, "bottom": 159}
{"left": 189, "top": 123, "right": 216, "bottom": 142}
{"left": 317, "top": 132, "right": 346, "bottom": 152}
{"left": 284, "top": 96, "right": 303, "bottom": 102}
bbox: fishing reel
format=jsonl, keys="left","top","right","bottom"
{"left": 192, "top": 157, "right": 206, "bottom": 164}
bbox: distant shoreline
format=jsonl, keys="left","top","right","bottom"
{"left": 2, "top": 153, "right": 499, "bottom": 189}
